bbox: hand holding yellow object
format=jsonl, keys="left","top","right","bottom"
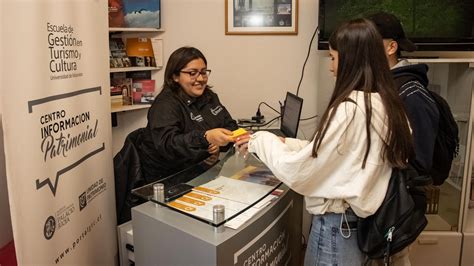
{"left": 231, "top": 128, "right": 248, "bottom": 140}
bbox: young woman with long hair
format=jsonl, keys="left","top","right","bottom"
{"left": 236, "top": 18, "right": 413, "bottom": 265}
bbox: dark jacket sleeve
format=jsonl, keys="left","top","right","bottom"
{"left": 147, "top": 99, "right": 209, "bottom": 163}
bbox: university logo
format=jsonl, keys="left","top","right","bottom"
{"left": 44, "top": 216, "right": 56, "bottom": 240}
{"left": 79, "top": 192, "right": 87, "bottom": 211}
{"left": 79, "top": 178, "right": 107, "bottom": 211}
{"left": 190, "top": 112, "right": 203, "bottom": 122}
{"left": 210, "top": 105, "right": 223, "bottom": 116}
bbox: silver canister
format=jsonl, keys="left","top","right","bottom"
{"left": 213, "top": 204, "right": 225, "bottom": 233}
{"left": 153, "top": 183, "right": 165, "bottom": 206}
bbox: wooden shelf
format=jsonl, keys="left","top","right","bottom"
{"left": 109, "top": 27, "right": 164, "bottom": 33}
{"left": 111, "top": 104, "right": 151, "bottom": 113}
{"left": 406, "top": 58, "right": 474, "bottom": 64}
{"left": 110, "top": 66, "right": 162, "bottom": 73}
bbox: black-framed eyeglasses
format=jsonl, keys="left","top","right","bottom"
{"left": 180, "top": 69, "right": 212, "bottom": 79}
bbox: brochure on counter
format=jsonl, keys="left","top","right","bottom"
{"left": 166, "top": 176, "right": 282, "bottom": 229}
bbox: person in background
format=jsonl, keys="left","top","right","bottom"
{"left": 138, "top": 46, "right": 237, "bottom": 181}
{"left": 368, "top": 12, "right": 440, "bottom": 266}
{"left": 236, "top": 18, "right": 413, "bottom": 265}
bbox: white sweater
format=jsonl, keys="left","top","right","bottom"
{"left": 248, "top": 91, "right": 392, "bottom": 218}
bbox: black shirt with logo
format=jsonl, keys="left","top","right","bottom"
{"left": 138, "top": 87, "right": 238, "bottom": 180}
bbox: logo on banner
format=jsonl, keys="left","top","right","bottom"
{"left": 79, "top": 192, "right": 87, "bottom": 211}
{"left": 43, "top": 204, "right": 76, "bottom": 240}
{"left": 79, "top": 178, "right": 107, "bottom": 211}
{"left": 47, "top": 22, "right": 84, "bottom": 80}
{"left": 44, "top": 216, "right": 56, "bottom": 240}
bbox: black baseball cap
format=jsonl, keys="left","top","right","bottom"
{"left": 368, "top": 12, "right": 417, "bottom": 52}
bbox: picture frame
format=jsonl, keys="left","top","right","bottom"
{"left": 225, "top": 0, "right": 298, "bottom": 35}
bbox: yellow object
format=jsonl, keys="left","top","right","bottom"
{"left": 232, "top": 128, "right": 248, "bottom": 139}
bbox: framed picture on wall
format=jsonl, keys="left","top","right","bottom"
{"left": 225, "top": 0, "right": 298, "bottom": 35}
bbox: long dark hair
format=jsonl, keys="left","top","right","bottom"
{"left": 312, "top": 18, "right": 413, "bottom": 168}
{"left": 163, "top": 46, "right": 212, "bottom": 92}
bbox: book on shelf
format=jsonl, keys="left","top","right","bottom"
{"left": 108, "top": 0, "right": 126, "bottom": 27}
{"left": 111, "top": 77, "right": 133, "bottom": 105}
{"left": 132, "top": 79, "right": 156, "bottom": 104}
{"left": 108, "top": 0, "right": 161, "bottom": 28}
{"left": 110, "top": 85, "right": 122, "bottom": 96}
{"left": 110, "top": 82, "right": 123, "bottom": 108}
{"left": 109, "top": 38, "right": 131, "bottom": 68}
{"left": 126, "top": 37, "right": 156, "bottom": 67}
{"left": 122, "top": 0, "right": 160, "bottom": 28}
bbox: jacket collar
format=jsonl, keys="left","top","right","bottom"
{"left": 176, "top": 88, "right": 211, "bottom": 108}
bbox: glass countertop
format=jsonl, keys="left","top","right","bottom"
{"left": 132, "top": 149, "right": 283, "bottom": 227}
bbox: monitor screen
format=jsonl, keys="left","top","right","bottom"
{"left": 318, "top": 0, "right": 474, "bottom": 51}
{"left": 281, "top": 92, "right": 303, "bottom": 138}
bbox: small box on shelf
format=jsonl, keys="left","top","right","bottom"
{"left": 132, "top": 79, "right": 156, "bottom": 104}
{"left": 111, "top": 77, "right": 133, "bottom": 106}
{"left": 111, "top": 95, "right": 123, "bottom": 108}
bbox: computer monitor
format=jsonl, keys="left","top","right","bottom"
{"left": 280, "top": 92, "right": 304, "bottom": 138}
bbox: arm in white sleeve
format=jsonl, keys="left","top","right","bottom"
{"left": 249, "top": 95, "right": 392, "bottom": 217}
{"left": 248, "top": 104, "right": 358, "bottom": 197}
{"left": 284, "top": 137, "right": 310, "bottom": 152}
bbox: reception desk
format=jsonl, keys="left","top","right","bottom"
{"left": 130, "top": 150, "right": 303, "bottom": 265}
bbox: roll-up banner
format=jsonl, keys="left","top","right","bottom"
{"left": 1, "top": 0, "right": 117, "bottom": 264}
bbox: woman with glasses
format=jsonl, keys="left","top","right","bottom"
{"left": 235, "top": 19, "right": 413, "bottom": 265}
{"left": 138, "top": 46, "right": 238, "bottom": 181}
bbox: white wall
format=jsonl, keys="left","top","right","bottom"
{"left": 112, "top": 0, "right": 325, "bottom": 154}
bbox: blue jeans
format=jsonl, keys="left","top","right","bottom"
{"left": 304, "top": 210, "right": 364, "bottom": 266}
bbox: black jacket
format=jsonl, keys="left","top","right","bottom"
{"left": 113, "top": 128, "right": 147, "bottom": 224}
{"left": 138, "top": 87, "right": 238, "bottom": 180}
{"left": 392, "top": 63, "right": 439, "bottom": 176}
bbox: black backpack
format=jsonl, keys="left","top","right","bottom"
{"left": 395, "top": 75, "right": 459, "bottom": 185}
{"left": 357, "top": 167, "right": 428, "bottom": 264}
{"left": 427, "top": 90, "right": 459, "bottom": 185}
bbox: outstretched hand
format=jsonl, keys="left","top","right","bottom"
{"left": 234, "top": 133, "right": 251, "bottom": 157}
{"left": 205, "top": 128, "right": 234, "bottom": 146}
